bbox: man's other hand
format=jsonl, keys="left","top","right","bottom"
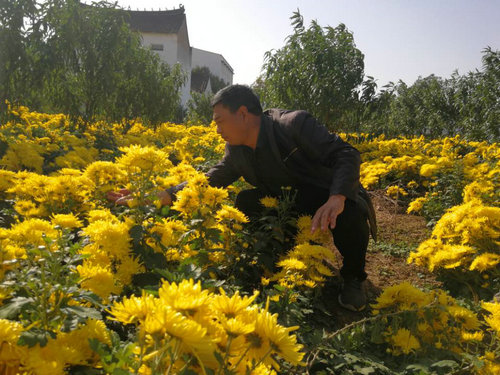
{"left": 311, "top": 194, "right": 346, "bottom": 232}
{"left": 107, "top": 189, "right": 173, "bottom": 207}
{"left": 158, "top": 190, "right": 173, "bottom": 206}
{"left": 106, "top": 189, "right": 133, "bottom": 206}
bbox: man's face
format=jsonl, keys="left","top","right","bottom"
{"left": 213, "top": 103, "right": 248, "bottom": 145}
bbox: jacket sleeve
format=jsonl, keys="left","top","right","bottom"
{"left": 294, "top": 113, "right": 361, "bottom": 200}
{"left": 205, "top": 144, "right": 241, "bottom": 188}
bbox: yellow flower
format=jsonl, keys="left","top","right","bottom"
{"left": 0, "top": 319, "right": 28, "bottom": 371}
{"left": 77, "top": 263, "right": 120, "bottom": 299}
{"left": 260, "top": 196, "right": 278, "bottom": 208}
{"left": 447, "top": 305, "right": 480, "bottom": 330}
{"left": 216, "top": 204, "right": 248, "bottom": 223}
{"left": 212, "top": 289, "right": 259, "bottom": 318}
{"left": 82, "top": 161, "right": 127, "bottom": 190}
{"left": 51, "top": 213, "right": 83, "bottom": 229}
{"left": 461, "top": 331, "right": 484, "bottom": 341}
{"left": 158, "top": 279, "right": 210, "bottom": 316}
{"left": 87, "top": 209, "right": 118, "bottom": 223}
{"left": 371, "top": 282, "right": 432, "bottom": 311}
{"left": 13, "top": 199, "right": 45, "bottom": 217}
{"left": 482, "top": 301, "right": 500, "bottom": 334}
{"left": 108, "top": 292, "right": 157, "bottom": 324}
{"left": 386, "top": 185, "right": 407, "bottom": 198}
{"left": 5, "top": 218, "right": 58, "bottom": 247}
{"left": 277, "top": 258, "right": 307, "bottom": 271}
{"left": 82, "top": 220, "right": 131, "bottom": 259}
{"left": 245, "top": 308, "right": 304, "bottom": 368}
{"left": 295, "top": 216, "right": 331, "bottom": 245}
{"left": 469, "top": 253, "right": 500, "bottom": 272}
{"left": 390, "top": 328, "right": 421, "bottom": 355}
{"left": 419, "top": 163, "right": 440, "bottom": 177}
{"left": 116, "top": 145, "right": 173, "bottom": 174}
{"left": 407, "top": 197, "right": 426, "bottom": 214}
{"left": 220, "top": 316, "right": 255, "bottom": 337}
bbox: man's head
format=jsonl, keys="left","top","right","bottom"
{"left": 211, "top": 84, "right": 263, "bottom": 116}
{"left": 211, "top": 85, "right": 263, "bottom": 145}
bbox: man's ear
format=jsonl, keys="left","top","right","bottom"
{"left": 237, "top": 105, "right": 249, "bottom": 119}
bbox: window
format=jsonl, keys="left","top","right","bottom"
{"left": 150, "top": 44, "right": 164, "bottom": 51}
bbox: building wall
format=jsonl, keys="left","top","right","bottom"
{"left": 140, "top": 32, "right": 178, "bottom": 65}
{"left": 176, "top": 21, "right": 192, "bottom": 105}
{"left": 136, "top": 22, "right": 233, "bottom": 107}
{"left": 139, "top": 30, "right": 191, "bottom": 106}
{"left": 192, "top": 47, "right": 233, "bottom": 85}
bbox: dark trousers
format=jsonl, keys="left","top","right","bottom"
{"left": 235, "top": 185, "right": 369, "bottom": 281}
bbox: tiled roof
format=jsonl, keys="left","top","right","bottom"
{"left": 126, "top": 8, "right": 185, "bottom": 34}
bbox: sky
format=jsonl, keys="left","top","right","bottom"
{"left": 113, "top": 0, "right": 500, "bottom": 88}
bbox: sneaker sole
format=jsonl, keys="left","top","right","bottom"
{"left": 338, "top": 294, "right": 366, "bottom": 312}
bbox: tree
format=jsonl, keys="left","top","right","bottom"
{"left": 186, "top": 91, "right": 213, "bottom": 125}
{"left": 0, "top": 0, "right": 185, "bottom": 125}
{"left": 191, "top": 66, "right": 228, "bottom": 94}
{"left": 257, "top": 10, "right": 364, "bottom": 129}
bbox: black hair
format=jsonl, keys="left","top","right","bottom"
{"left": 211, "top": 84, "right": 263, "bottom": 116}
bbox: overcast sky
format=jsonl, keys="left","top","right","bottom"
{"left": 113, "top": 0, "right": 500, "bottom": 88}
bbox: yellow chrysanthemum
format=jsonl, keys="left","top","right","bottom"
{"left": 158, "top": 279, "right": 210, "bottom": 316}
{"left": 212, "top": 289, "right": 259, "bottom": 318}
{"left": 216, "top": 204, "right": 248, "bottom": 223}
{"left": 390, "top": 328, "right": 421, "bottom": 355}
{"left": 51, "top": 213, "right": 83, "bottom": 229}
{"left": 260, "top": 196, "right": 279, "bottom": 208}
{"left": 108, "top": 293, "right": 157, "bottom": 324}
{"left": 482, "top": 301, "right": 500, "bottom": 334}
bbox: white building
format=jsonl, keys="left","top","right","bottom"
{"left": 126, "top": 6, "right": 233, "bottom": 106}
{"left": 192, "top": 47, "right": 234, "bottom": 87}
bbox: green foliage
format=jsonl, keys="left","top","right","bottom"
{"left": 258, "top": 10, "right": 364, "bottom": 129}
{"left": 186, "top": 91, "right": 214, "bottom": 125}
{"left": 0, "top": 0, "right": 185, "bottom": 125}
{"left": 0, "top": 230, "right": 102, "bottom": 346}
{"left": 191, "top": 65, "right": 228, "bottom": 94}
{"left": 420, "top": 163, "right": 467, "bottom": 226}
{"left": 348, "top": 48, "right": 500, "bottom": 141}
{"left": 256, "top": 10, "right": 499, "bottom": 141}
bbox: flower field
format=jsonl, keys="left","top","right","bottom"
{"left": 0, "top": 105, "right": 499, "bottom": 374}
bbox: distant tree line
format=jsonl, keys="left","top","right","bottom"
{"left": 1, "top": 3, "right": 498, "bottom": 139}
{"left": 256, "top": 11, "right": 499, "bottom": 141}
{"left": 0, "top": 0, "right": 185, "bottom": 125}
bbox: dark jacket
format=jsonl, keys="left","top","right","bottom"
{"left": 173, "top": 109, "right": 377, "bottom": 240}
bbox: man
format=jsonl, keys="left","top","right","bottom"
{"left": 110, "top": 84, "right": 376, "bottom": 311}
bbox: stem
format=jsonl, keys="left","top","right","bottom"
{"left": 231, "top": 344, "right": 252, "bottom": 370}
{"left": 165, "top": 339, "right": 181, "bottom": 375}
{"left": 248, "top": 347, "right": 274, "bottom": 372}
{"left": 217, "top": 336, "right": 233, "bottom": 375}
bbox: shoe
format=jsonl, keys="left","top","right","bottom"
{"left": 338, "top": 278, "right": 367, "bottom": 312}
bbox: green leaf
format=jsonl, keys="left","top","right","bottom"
{"left": 430, "top": 360, "right": 459, "bottom": 369}
{"left": 214, "top": 350, "right": 224, "bottom": 365}
{"left": 18, "top": 329, "right": 55, "bottom": 348}
{"left": 112, "top": 369, "right": 132, "bottom": 375}
{"left": 129, "top": 225, "right": 144, "bottom": 245}
{"left": 0, "top": 297, "right": 34, "bottom": 319}
{"left": 60, "top": 305, "right": 102, "bottom": 320}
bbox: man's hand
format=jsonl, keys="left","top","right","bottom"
{"left": 311, "top": 194, "right": 346, "bottom": 232}
{"left": 106, "top": 189, "right": 133, "bottom": 206}
{"left": 158, "top": 190, "right": 173, "bottom": 206}
{"left": 107, "top": 189, "right": 173, "bottom": 207}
